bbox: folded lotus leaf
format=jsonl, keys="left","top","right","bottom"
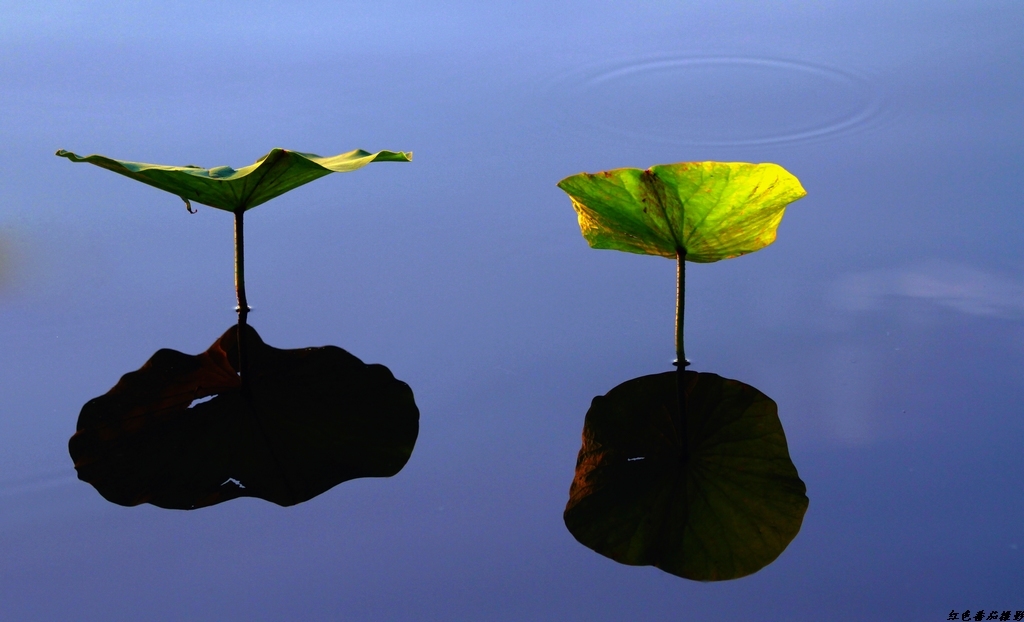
{"left": 69, "top": 325, "right": 419, "bottom": 510}
{"left": 56, "top": 147, "right": 412, "bottom": 212}
{"left": 564, "top": 371, "right": 807, "bottom": 581}
{"left": 557, "top": 162, "right": 806, "bottom": 262}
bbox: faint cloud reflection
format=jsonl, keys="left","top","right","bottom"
{"left": 830, "top": 261, "right": 1024, "bottom": 318}
{"left": 822, "top": 344, "right": 875, "bottom": 443}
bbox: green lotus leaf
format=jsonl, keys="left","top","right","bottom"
{"left": 557, "top": 162, "right": 806, "bottom": 262}
{"left": 564, "top": 370, "right": 808, "bottom": 581}
{"left": 69, "top": 324, "right": 419, "bottom": 510}
{"left": 56, "top": 147, "right": 412, "bottom": 212}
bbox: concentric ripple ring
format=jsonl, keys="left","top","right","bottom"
{"left": 546, "top": 56, "right": 886, "bottom": 147}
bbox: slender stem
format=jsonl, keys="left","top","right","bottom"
{"left": 234, "top": 207, "right": 249, "bottom": 383}
{"left": 675, "top": 247, "right": 689, "bottom": 463}
{"left": 232, "top": 206, "right": 294, "bottom": 503}
{"left": 675, "top": 248, "right": 685, "bottom": 367}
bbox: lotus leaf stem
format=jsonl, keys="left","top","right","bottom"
{"left": 676, "top": 247, "right": 689, "bottom": 464}
{"left": 234, "top": 207, "right": 249, "bottom": 383}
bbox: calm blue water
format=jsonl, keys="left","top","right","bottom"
{"left": 1, "top": 1, "right": 1022, "bottom": 619}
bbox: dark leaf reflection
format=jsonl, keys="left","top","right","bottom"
{"left": 69, "top": 324, "right": 419, "bottom": 510}
{"left": 564, "top": 370, "right": 807, "bottom": 581}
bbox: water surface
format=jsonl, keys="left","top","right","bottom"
{"left": 1, "top": 1, "right": 1022, "bottom": 619}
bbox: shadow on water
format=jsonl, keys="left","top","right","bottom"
{"left": 69, "top": 324, "right": 419, "bottom": 510}
{"left": 564, "top": 368, "right": 807, "bottom": 581}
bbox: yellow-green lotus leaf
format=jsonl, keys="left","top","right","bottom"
{"left": 56, "top": 148, "right": 412, "bottom": 212}
{"left": 557, "top": 162, "right": 806, "bottom": 262}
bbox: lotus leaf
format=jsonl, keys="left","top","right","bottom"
{"left": 56, "top": 147, "right": 412, "bottom": 212}
{"left": 557, "top": 162, "right": 806, "bottom": 262}
{"left": 564, "top": 370, "right": 807, "bottom": 580}
{"left": 69, "top": 325, "right": 419, "bottom": 510}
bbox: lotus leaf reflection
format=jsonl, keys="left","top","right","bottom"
{"left": 564, "top": 370, "right": 807, "bottom": 581}
{"left": 69, "top": 325, "right": 419, "bottom": 510}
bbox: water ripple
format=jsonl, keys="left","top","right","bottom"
{"left": 545, "top": 56, "right": 887, "bottom": 147}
